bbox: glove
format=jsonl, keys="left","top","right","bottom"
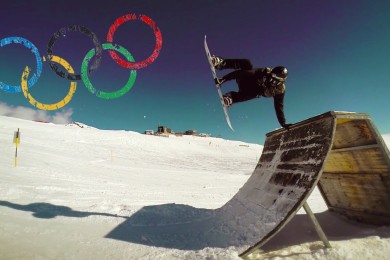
{"left": 282, "top": 123, "right": 293, "bottom": 130}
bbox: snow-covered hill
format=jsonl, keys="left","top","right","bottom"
{"left": 0, "top": 115, "right": 389, "bottom": 259}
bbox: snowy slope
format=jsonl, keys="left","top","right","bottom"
{"left": 0, "top": 115, "right": 389, "bottom": 259}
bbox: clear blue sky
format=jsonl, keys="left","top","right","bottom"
{"left": 1, "top": 0, "right": 390, "bottom": 144}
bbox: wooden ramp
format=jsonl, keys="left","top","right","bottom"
{"left": 234, "top": 111, "right": 390, "bottom": 258}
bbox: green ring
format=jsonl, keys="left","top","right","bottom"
{"left": 81, "top": 43, "right": 137, "bottom": 99}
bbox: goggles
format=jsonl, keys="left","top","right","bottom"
{"left": 269, "top": 73, "right": 287, "bottom": 86}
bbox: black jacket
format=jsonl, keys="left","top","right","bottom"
{"left": 222, "top": 67, "right": 287, "bottom": 126}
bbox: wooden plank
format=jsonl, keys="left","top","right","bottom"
{"left": 318, "top": 173, "right": 390, "bottom": 215}
{"left": 333, "top": 119, "right": 377, "bottom": 149}
{"left": 329, "top": 207, "right": 390, "bottom": 225}
{"left": 324, "top": 148, "right": 390, "bottom": 174}
{"left": 332, "top": 144, "right": 381, "bottom": 153}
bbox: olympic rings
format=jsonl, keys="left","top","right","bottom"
{"left": 81, "top": 43, "right": 137, "bottom": 99}
{"left": 21, "top": 56, "right": 77, "bottom": 111}
{"left": 0, "top": 37, "right": 43, "bottom": 93}
{"left": 1, "top": 13, "right": 162, "bottom": 111}
{"left": 107, "top": 14, "right": 162, "bottom": 69}
{"left": 47, "top": 24, "right": 102, "bottom": 81}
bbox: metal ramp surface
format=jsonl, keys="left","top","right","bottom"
{"left": 223, "top": 111, "right": 336, "bottom": 257}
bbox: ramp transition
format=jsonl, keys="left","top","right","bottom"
{"left": 106, "top": 111, "right": 390, "bottom": 258}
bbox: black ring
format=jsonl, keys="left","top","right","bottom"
{"left": 47, "top": 25, "right": 102, "bottom": 80}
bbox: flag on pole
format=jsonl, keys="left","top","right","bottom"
{"left": 13, "top": 128, "right": 20, "bottom": 167}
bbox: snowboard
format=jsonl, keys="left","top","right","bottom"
{"left": 204, "top": 35, "right": 234, "bottom": 131}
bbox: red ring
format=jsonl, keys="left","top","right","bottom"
{"left": 106, "top": 14, "right": 162, "bottom": 69}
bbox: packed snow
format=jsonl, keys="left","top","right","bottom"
{"left": 0, "top": 115, "right": 389, "bottom": 259}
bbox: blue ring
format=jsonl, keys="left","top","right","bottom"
{"left": 0, "top": 37, "right": 43, "bottom": 93}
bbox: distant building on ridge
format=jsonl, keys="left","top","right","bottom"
{"left": 157, "top": 126, "right": 172, "bottom": 134}
{"left": 185, "top": 130, "right": 198, "bottom": 136}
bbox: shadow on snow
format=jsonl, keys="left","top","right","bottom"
{"left": 0, "top": 200, "right": 123, "bottom": 219}
{"left": 105, "top": 203, "right": 390, "bottom": 251}
{"left": 1, "top": 200, "right": 388, "bottom": 251}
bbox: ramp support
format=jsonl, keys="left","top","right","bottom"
{"left": 303, "top": 201, "right": 332, "bottom": 249}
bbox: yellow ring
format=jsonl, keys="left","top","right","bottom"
{"left": 21, "top": 55, "right": 77, "bottom": 111}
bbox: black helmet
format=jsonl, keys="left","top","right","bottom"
{"left": 269, "top": 66, "right": 288, "bottom": 86}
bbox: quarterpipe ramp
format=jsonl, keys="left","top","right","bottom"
{"left": 106, "top": 111, "right": 390, "bottom": 258}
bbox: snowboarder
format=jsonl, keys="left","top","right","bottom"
{"left": 212, "top": 56, "right": 292, "bottom": 130}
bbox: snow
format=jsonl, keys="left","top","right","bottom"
{"left": 0, "top": 115, "right": 389, "bottom": 259}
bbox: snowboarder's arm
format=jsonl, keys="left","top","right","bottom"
{"left": 273, "top": 93, "right": 287, "bottom": 126}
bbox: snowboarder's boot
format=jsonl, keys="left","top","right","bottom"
{"left": 223, "top": 96, "right": 233, "bottom": 107}
{"left": 214, "top": 77, "right": 226, "bottom": 86}
{"left": 211, "top": 55, "right": 225, "bottom": 70}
